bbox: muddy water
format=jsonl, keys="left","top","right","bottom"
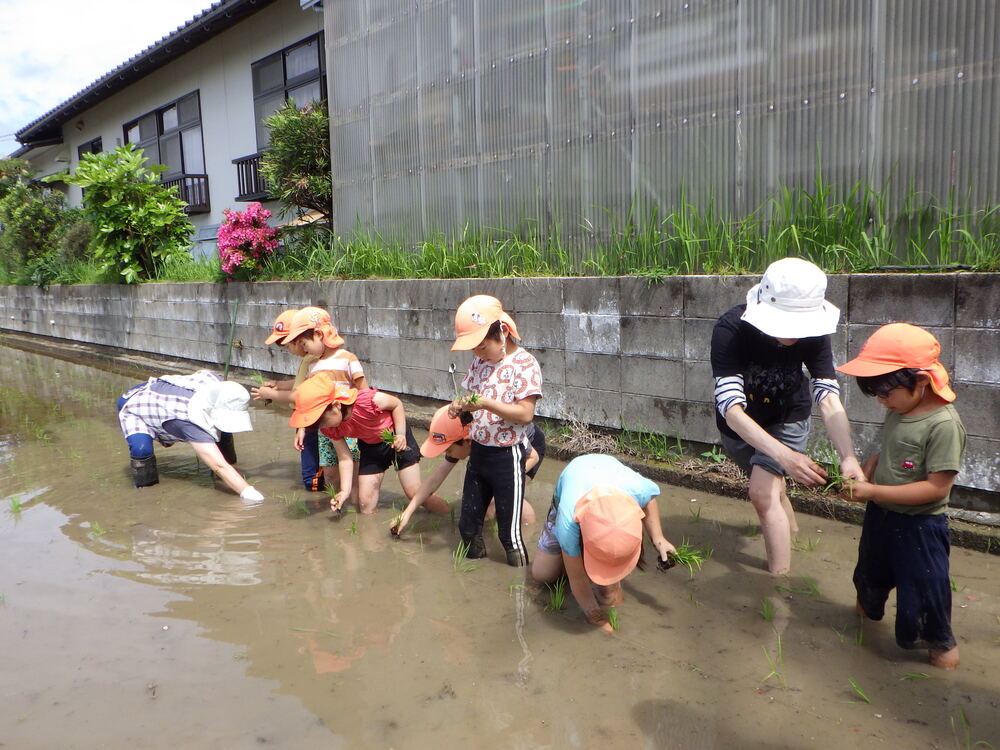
{"left": 1, "top": 346, "right": 998, "bottom": 750}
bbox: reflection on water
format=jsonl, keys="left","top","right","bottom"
{"left": 2, "top": 344, "right": 1000, "bottom": 750}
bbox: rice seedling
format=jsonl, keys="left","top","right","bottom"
{"left": 759, "top": 598, "right": 775, "bottom": 622}
{"left": 831, "top": 626, "right": 847, "bottom": 643}
{"left": 855, "top": 626, "right": 864, "bottom": 647}
{"left": 488, "top": 517, "right": 499, "bottom": 537}
{"left": 774, "top": 578, "right": 820, "bottom": 597}
{"left": 761, "top": 632, "right": 787, "bottom": 689}
{"left": 347, "top": 519, "right": 358, "bottom": 535}
{"left": 90, "top": 522, "right": 106, "bottom": 537}
{"left": 418, "top": 534, "right": 424, "bottom": 552}
{"left": 285, "top": 497, "right": 310, "bottom": 517}
{"left": 688, "top": 505, "right": 702, "bottom": 523}
{"left": 848, "top": 678, "right": 871, "bottom": 704}
{"left": 669, "top": 539, "right": 709, "bottom": 577}
{"left": 545, "top": 577, "right": 567, "bottom": 611}
{"left": 950, "top": 576, "right": 960, "bottom": 592}
{"left": 507, "top": 579, "right": 526, "bottom": 596}
{"left": 380, "top": 428, "right": 396, "bottom": 447}
{"left": 0, "top": 594, "right": 5, "bottom": 605}
{"left": 607, "top": 607, "right": 620, "bottom": 631}
{"left": 251, "top": 372, "right": 267, "bottom": 386}
{"left": 792, "top": 536, "right": 820, "bottom": 552}
{"left": 950, "top": 706, "right": 999, "bottom": 749}
{"left": 744, "top": 522, "right": 760, "bottom": 538}
{"left": 899, "top": 672, "right": 929, "bottom": 681}
{"left": 448, "top": 502, "right": 457, "bottom": 530}
{"left": 451, "top": 540, "right": 480, "bottom": 573}
{"left": 8, "top": 496, "right": 22, "bottom": 513}
{"left": 686, "top": 588, "right": 701, "bottom": 606}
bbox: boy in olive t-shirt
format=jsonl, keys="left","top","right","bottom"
{"left": 837, "top": 324, "right": 966, "bottom": 670}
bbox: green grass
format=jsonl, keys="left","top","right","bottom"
{"left": 700, "top": 446, "right": 726, "bottom": 464}
{"left": 774, "top": 578, "right": 821, "bottom": 597}
{"left": 670, "top": 539, "right": 711, "bottom": 577}
{"left": 607, "top": 607, "right": 620, "bottom": 631}
{"left": 347, "top": 519, "right": 358, "bottom": 535}
{"left": 688, "top": 505, "right": 702, "bottom": 523}
{"left": 761, "top": 632, "right": 787, "bottom": 689}
{"left": 451, "top": 540, "right": 480, "bottom": 573}
{"left": 617, "top": 424, "right": 685, "bottom": 463}
{"left": 792, "top": 536, "right": 820, "bottom": 552}
{"left": 8, "top": 496, "right": 22, "bottom": 513}
{"left": 848, "top": 677, "right": 871, "bottom": 704}
{"left": 951, "top": 706, "right": 998, "bottom": 749}
{"left": 759, "top": 598, "right": 775, "bottom": 622}
{"left": 545, "top": 577, "right": 567, "bottom": 611}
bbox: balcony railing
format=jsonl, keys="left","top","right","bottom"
{"left": 162, "top": 174, "right": 211, "bottom": 214}
{"left": 233, "top": 153, "right": 270, "bottom": 202}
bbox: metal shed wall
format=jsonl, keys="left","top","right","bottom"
{"left": 324, "top": 0, "right": 998, "bottom": 250}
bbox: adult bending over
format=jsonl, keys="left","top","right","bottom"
{"left": 710, "top": 258, "right": 862, "bottom": 574}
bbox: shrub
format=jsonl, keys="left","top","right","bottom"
{"left": 260, "top": 99, "right": 332, "bottom": 222}
{"left": 46, "top": 144, "right": 193, "bottom": 283}
{"left": 0, "top": 159, "right": 66, "bottom": 279}
{"left": 217, "top": 201, "right": 279, "bottom": 280}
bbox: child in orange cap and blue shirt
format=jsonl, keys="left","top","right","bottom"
{"left": 837, "top": 323, "right": 966, "bottom": 670}
{"left": 449, "top": 295, "right": 542, "bottom": 567}
{"left": 532, "top": 454, "right": 676, "bottom": 631}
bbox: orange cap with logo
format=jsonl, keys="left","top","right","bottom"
{"left": 574, "top": 487, "right": 645, "bottom": 585}
{"left": 837, "top": 323, "right": 955, "bottom": 402}
{"left": 420, "top": 405, "right": 470, "bottom": 457}
{"left": 283, "top": 306, "right": 345, "bottom": 350}
{"left": 289, "top": 372, "right": 358, "bottom": 428}
{"left": 452, "top": 295, "right": 521, "bottom": 351}
{"left": 264, "top": 308, "right": 299, "bottom": 345}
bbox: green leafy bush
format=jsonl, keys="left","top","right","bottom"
{"left": 260, "top": 100, "right": 332, "bottom": 222}
{"left": 0, "top": 158, "right": 67, "bottom": 284}
{"left": 46, "top": 144, "right": 193, "bottom": 283}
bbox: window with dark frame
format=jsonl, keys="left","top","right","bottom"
{"left": 123, "top": 91, "right": 205, "bottom": 180}
{"left": 77, "top": 137, "right": 103, "bottom": 161}
{"left": 251, "top": 33, "right": 325, "bottom": 151}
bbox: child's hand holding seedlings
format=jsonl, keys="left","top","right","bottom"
{"left": 840, "top": 478, "right": 875, "bottom": 503}
{"left": 330, "top": 488, "right": 350, "bottom": 512}
{"left": 448, "top": 392, "right": 481, "bottom": 418}
{"left": 252, "top": 385, "right": 280, "bottom": 401}
{"left": 652, "top": 536, "right": 677, "bottom": 565}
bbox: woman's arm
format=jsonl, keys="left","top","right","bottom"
{"left": 190, "top": 441, "right": 253, "bottom": 496}
{"left": 817, "top": 394, "right": 864, "bottom": 481}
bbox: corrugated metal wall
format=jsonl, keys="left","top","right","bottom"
{"left": 324, "top": 0, "right": 999, "bottom": 249}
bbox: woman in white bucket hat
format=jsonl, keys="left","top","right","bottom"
{"left": 710, "top": 258, "right": 863, "bottom": 574}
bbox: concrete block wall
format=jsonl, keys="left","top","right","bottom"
{"left": 2, "top": 273, "right": 998, "bottom": 494}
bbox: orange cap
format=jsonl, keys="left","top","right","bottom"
{"left": 452, "top": 295, "right": 521, "bottom": 351}
{"left": 284, "top": 306, "right": 345, "bottom": 350}
{"left": 837, "top": 323, "right": 955, "bottom": 402}
{"left": 574, "top": 487, "right": 644, "bottom": 585}
{"left": 420, "top": 405, "right": 470, "bottom": 457}
{"left": 289, "top": 372, "right": 358, "bottom": 428}
{"left": 264, "top": 308, "right": 299, "bottom": 345}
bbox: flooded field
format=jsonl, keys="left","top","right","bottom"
{"left": 1, "top": 345, "right": 998, "bottom": 750}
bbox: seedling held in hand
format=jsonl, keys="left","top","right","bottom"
{"left": 381, "top": 428, "right": 396, "bottom": 447}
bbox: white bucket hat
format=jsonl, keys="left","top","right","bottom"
{"left": 741, "top": 257, "right": 840, "bottom": 339}
{"left": 187, "top": 381, "right": 253, "bottom": 439}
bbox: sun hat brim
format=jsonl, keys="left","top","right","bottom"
{"left": 741, "top": 283, "right": 840, "bottom": 339}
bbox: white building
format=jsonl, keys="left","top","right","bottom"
{"left": 12, "top": 0, "right": 325, "bottom": 255}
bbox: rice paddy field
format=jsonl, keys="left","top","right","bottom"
{"left": 1, "top": 345, "right": 998, "bottom": 750}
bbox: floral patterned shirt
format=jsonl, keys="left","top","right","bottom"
{"left": 462, "top": 349, "right": 543, "bottom": 447}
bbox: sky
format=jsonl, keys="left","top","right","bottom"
{"left": 0, "top": 0, "right": 214, "bottom": 156}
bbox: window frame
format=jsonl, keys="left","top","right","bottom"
{"left": 122, "top": 91, "right": 205, "bottom": 180}
{"left": 250, "top": 32, "right": 326, "bottom": 151}
{"left": 77, "top": 137, "right": 103, "bottom": 161}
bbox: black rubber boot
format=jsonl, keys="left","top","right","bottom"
{"left": 131, "top": 455, "right": 159, "bottom": 487}
{"left": 464, "top": 533, "right": 488, "bottom": 559}
{"left": 218, "top": 431, "right": 237, "bottom": 464}
{"left": 505, "top": 548, "right": 529, "bottom": 568}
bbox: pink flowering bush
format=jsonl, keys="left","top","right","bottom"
{"left": 217, "top": 202, "right": 279, "bottom": 280}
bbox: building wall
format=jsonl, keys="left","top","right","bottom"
{"left": 2, "top": 273, "right": 998, "bottom": 498}
{"left": 32, "top": 0, "right": 322, "bottom": 249}
{"left": 323, "top": 0, "right": 999, "bottom": 249}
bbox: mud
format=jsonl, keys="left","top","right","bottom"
{"left": 1, "top": 346, "right": 999, "bottom": 749}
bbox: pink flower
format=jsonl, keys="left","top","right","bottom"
{"left": 217, "top": 202, "right": 279, "bottom": 278}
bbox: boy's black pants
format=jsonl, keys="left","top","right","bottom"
{"left": 854, "top": 502, "right": 956, "bottom": 651}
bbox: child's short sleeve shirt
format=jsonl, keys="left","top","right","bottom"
{"left": 307, "top": 349, "right": 365, "bottom": 384}
{"left": 874, "top": 404, "right": 966, "bottom": 516}
{"left": 462, "top": 349, "right": 542, "bottom": 446}
{"left": 320, "top": 388, "right": 393, "bottom": 444}
{"left": 553, "top": 455, "right": 659, "bottom": 556}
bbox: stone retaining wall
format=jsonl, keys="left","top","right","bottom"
{"left": 2, "top": 274, "right": 997, "bottom": 495}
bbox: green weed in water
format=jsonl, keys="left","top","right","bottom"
{"left": 899, "top": 672, "right": 930, "bottom": 681}
{"left": 8, "top": 496, "right": 22, "bottom": 513}
{"left": 608, "top": 607, "right": 620, "bottom": 631}
{"left": 688, "top": 505, "right": 702, "bottom": 523}
{"left": 848, "top": 677, "right": 871, "bottom": 704}
{"left": 950, "top": 706, "right": 998, "bottom": 749}
{"left": 545, "top": 577, "right": 567, "bottom": 611}
{"left": 761, "top": 632, "right": 787, "bottom": 689}
{"left": 347, "top": 519, "right": 358, "bottom": 535}
{"left": 759, "top": 598, "right": 775, "bottom": 622}
{"left": 451, "top": 540, "right": 480, "bottom": 573}
{"left": 90, "top": 522, "right": 106, "bottom": 537}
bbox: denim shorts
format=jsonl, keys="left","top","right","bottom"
{"left": 720, "top": 418, "right": 810, "bottom": 477}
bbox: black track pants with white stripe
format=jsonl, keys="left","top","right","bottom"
{"left": 459, "top": 441, "right": 529, "bottom": 566}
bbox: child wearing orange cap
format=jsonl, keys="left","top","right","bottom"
{"left": 253, "top": 307, "right": 366, "bottom": 498}
{"left": 389, "top": 406, "right": 544, "bottom": 537}
{"left": 290, "top": 372, "right": 442, "bottom": 514}
{"left": 449, "top": 295, "right": 542, "bottom": 567}
{"left": 532, "top": 454, "right": 677, "bottom": 631}
{"left": 837, "top": 323, "right": 966, "bottom": 670}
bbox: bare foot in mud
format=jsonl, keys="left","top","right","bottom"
{"left": 929, "top": 647, "right": 960, "bottom": 670}
{"left": 594, "top": 582, "right": 624, "bottom": 607}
